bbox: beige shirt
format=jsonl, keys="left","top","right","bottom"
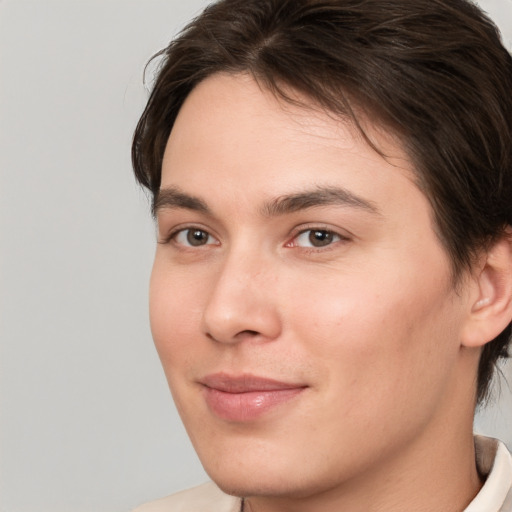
{"left": 133, "top": 436, "right": 512, "bottom": 512}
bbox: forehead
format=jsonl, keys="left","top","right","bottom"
{"left": 165, "top": 72, "right": 405, "bottom": 157}
{"left": 160, "top": 72, "right": 423, "bottom": 217}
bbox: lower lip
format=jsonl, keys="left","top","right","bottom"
{"left": 203, "top": 387, "right": 306, "bottom": 422}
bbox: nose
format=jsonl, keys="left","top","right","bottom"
{"left": 202, "top": 250, "right": 282, "bottom": 344}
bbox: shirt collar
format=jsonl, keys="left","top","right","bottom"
{"left": 464, "top": 436, "right": 512, "bottom": 512}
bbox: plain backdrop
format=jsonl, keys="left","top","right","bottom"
{"left": 0, "top": 1, "right": 511, "bottom": 511}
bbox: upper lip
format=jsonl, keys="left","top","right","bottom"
{"left": 200, "top": 373, "right": 307, "bottom": 393}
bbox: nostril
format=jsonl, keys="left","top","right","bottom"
{"left": 206, "top": 329, "right": 260, "bottom": 341}
{"left": 206, "top": 329, "right": 261, "bottom": 344}
{"left": 241, "top": 330, "right": 259, "bottom": 336}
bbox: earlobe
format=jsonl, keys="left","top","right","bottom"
{"left": 462, "top": 228, "right": 512, "bottom": 348}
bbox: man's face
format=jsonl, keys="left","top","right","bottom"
{"left": 150, "top": 73, "right": 472, "bottom": 499}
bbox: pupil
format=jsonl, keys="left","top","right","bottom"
{"left": 187, "top": 229, "right": 208, "bottom": 246}
{"left": 309, "top": 230, "right": 332, "bottom": 247}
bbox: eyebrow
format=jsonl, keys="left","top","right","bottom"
{"left": 153, "top": 186, "right": 210, "bottom": 217}
{"left": 261, "top": 186, "right": 380, "bottom": 217}
{"left": 153, "top": 185, "right": 380, "bottom": 218}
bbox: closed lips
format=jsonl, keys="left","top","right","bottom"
{"left": 200, "top": 373, "right": 308, "bottom": 422}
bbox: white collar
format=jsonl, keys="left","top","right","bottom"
{"left": 464, "top": 436, "right": 512, "bottom": 512}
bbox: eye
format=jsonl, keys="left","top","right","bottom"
{"left": 293, "top": 229, "right": 343, "bottom": 248}
{"left": 173, "top": 228, "right": 218, "bottom": 247}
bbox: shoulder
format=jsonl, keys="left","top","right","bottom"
{"left": 132, "top": 481, "right": 241, "bottom": 512}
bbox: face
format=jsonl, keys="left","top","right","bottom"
{"left": 150, "top": 73, "right": 472, "bottom": 500}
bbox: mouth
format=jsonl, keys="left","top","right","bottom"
{"left": 199, "top": 373, "right": 308, "bottom": 422}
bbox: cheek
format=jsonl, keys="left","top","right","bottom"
{"left": 149, "top": 260, "right": 204, "bottom": 369}
{"left": 285, "top": 263, "right": 461, "bottom": 412}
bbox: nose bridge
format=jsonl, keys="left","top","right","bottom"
{"left": 202, "top": 242, "right": 280, "bottom": 343}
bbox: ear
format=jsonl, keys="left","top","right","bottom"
{"left": 461, "top": 228, "right": 512, "bottom": 348}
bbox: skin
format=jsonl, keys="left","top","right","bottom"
{"left": 149, "top": 73, "right": 507, "bottom": 511}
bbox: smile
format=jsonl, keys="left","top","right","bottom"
{"left": 200, "top": 373, "right": 308, "bottom": 422}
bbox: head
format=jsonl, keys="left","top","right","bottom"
{"left": 132, "top": 0, "right": 512, "bottom": 502}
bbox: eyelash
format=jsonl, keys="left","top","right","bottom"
{"left": 160, "top": 225, "right": 350, "bottom": 252}
{"left": 159, "top": 226, "right": 219, "bottom": 247}
{"left": 284, "top": 224, "right": 351, "bottom": 254}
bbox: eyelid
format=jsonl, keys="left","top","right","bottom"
{"left": 158, "top": 223, "right": 220, "bottom": 246}
{"left": 286, "top": 224, "right": 352, "bottom": 249}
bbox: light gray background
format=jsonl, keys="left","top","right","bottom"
{"left": 0, "top": 1, "right": 511, "bottom": 511}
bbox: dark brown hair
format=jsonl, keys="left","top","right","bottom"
{"left": 132, "top": 0, "right": 512, "bottom": 403}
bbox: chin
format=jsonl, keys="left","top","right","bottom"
{"left": 209, "top": 476, "right": 300, "bottom": 500}
{"left": 212, "top": 474, "right": 346, "bottom": 503}
{"left": 200, "top": 453, "right": 287, "bottom": 496}
{"left": 201, "top": 453, "right": 336, "bottom": 501}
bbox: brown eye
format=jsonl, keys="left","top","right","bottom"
{"left": 309, "top": 230, "right": 335, "bottom": 247}
{"left": 293, "top": 229, "right": 342, "bottom": 248}
{"left": 173, "top": 228, "right": 217, "bottom": 247}
{"left": 187, "top": 229, "right": 209, "bottom": 246}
